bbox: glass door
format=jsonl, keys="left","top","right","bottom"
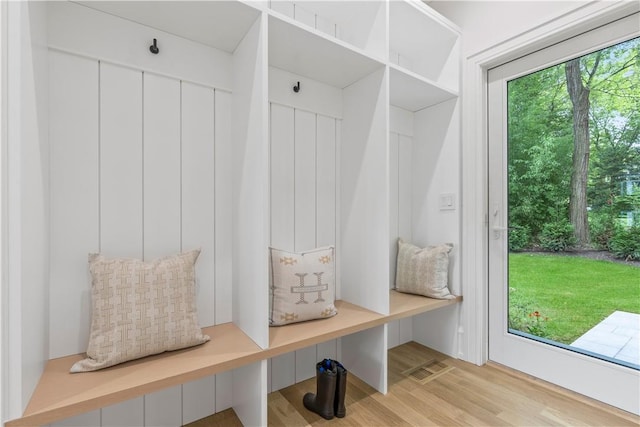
{"left": 488, "top": 13, "right": 639, "bottom": 414}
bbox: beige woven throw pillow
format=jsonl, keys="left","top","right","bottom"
{"left": 395, "top": 239, "right": 455, "bottom": 299}
{"left": 71, "top": 249, "right": 209, "bottom": 373}
{"left": 270, "top": 246, "right": 337, "bottom": 326}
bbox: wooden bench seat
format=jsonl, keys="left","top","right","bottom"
{"left": 6, "top": 291, "right": 461, "bottom": 427}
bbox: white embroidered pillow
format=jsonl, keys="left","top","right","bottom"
{"left": 270, "top": 246, "right": 337, "bottom": 326}
{"left": 395, "top": 239, "right": 455, "bottom": 299}
{"left": 71, "top": 249, "right": 210, "bottom": 373}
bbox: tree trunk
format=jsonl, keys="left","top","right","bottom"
{"left": 565, "top": 59, "right": 590, "bottom": 247}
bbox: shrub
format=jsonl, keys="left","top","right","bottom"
{"left": 609, "top": 225, "right": 640, "bottom": 260}
{"left": 509, "top": 226, "right": 531, "bottom": 252}
{"left": 589, "top": 211, "right": 617, "bottom": 250}
{"left": 539, "top": 219, "right": 576, "bottom": 252}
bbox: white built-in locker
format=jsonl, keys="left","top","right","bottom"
{"left": 4, "top": 0, "right": 460, "bottom": 425}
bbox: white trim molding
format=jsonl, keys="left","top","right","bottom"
{"left": 0, "top": 0, "right": 7, "bottom": 422}
{"left": 459, "top": 0, "right": 640, "bottom": 366}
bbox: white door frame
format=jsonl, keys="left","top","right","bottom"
{"left": 487, "top": 13, "right": 639, "bottom": 414}
{"left": 0, "top": 0, "right": 6, "bottom": 423}
{"left": 460, "top": 0, "right": 640, "bottom": 366}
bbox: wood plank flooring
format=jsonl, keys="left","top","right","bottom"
{"left": 186, "top": 341, "right": 639, "bottom": 426}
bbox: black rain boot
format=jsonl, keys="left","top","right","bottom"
{"left": 303, "top": 359, "right": 337, "bottom": 420}
{"left": 333, "top": 360, "right": 347, "bottom": 418}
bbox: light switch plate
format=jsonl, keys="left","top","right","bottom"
{"left": 439, "top": 193, "right": 456, "bottom": 210}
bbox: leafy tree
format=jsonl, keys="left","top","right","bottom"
{"left": 508, "top": 65, "right": 572, "bottom": 241}
{"left": 565, "top": 39, "right": 639, "bottom": 246}
{"left": 565, "top": 56, "right": 594, "bottom": 247}
{"left": 508, "top": 37, "right": 640, "bottom": 251}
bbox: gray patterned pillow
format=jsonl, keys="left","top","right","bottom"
{"left": 71, "top": 249, "right": 210, "bottom": 372}
{"left": 269, "top": 246, "right": 337, "bottom": 326}
{"left": 395, "top": 239, "right": 455, "bottom": 299}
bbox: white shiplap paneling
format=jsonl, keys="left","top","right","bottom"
{"left": 180, "top": 81, "right": 217, "bottom": 424}
{"left": 50, "top": 410, "right": 100, "bottom": 427}
{"left": 182, "top": 377, "right": 216, "bottom": 425}
{"left": 293, "top": 108, "right": 318, "bottom": 383}
{"left": 142, "top": 72, "right": 181, "bottom": 260}
{"left": 268, "top": 103, "right": 297, "bottom": 392}
{"left": 145, "top": 387, "right": 182, "bottom": 427}
{"left": 270, "top": 353, "right": 296, "bottom": 392}
{"left": 141, "top": 72, "right": 183, "bottom": 425}
{"left": 181, "top": 81, "right": 216, "bottom": 326}
{"left": 316, "top": 114, "right": 336, "bottom": 248}
{"left": 99, "top": 62, "right": 143, "bottom": 259}
{"left": 270, "top": 103, "right": 295, "bottom": 251}
{"left": 101, "top": 397, "right": 144, "bottom": 427}
{"left": 389, "top": 132, "right": 400, "bottom": 289}
{"left": 294, "top": 109, "right": 316, "bottom": 252}
{"left": 215, "top": 371, "right": 233, "bottom": 412}
{"left": 398, "top": 134, "right": 413, "bottom": 243}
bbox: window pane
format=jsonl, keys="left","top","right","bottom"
{"left": 507, "top": 37, "right": 640, "bottom": 370}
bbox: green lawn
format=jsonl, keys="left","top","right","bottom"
{"left": 508, "top": 253, "right": 640, "bottom": 344}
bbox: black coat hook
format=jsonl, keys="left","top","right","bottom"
{"left": 149, "top": 38, "right": 159, "bottom": 54}
{"left": 293, "top": 81, "right": 300, "bottom": 93}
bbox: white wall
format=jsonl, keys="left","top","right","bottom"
{"left": 0, "top": 2, "right": 5, "bottom": 421}
{"left": 427, "top": 0, "right": 634, "bottom": 367}
{"left": 429, "top": 1, "right": 589, "bottom": 57}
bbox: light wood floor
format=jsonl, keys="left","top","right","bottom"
{"left": 186, "top": 341, "right": 639, "bottom": 427}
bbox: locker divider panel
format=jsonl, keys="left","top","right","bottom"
{"left": 233, "top": 362, "right": 268, "bottom": 427}
{"left": 231, "top": 13, "right": 269, "bottom": 350}
{"left": 340, "top": 67, "right": 389, "bottom": 315}
{"left": 214, "top": 91, "right": 234, "bottom": 325}
{"left": 48, "top": 51, "right": 99, "bottom": 359}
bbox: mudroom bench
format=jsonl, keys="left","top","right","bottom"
{"left": 6, "top": 291, "right": 461, "bottom": 427}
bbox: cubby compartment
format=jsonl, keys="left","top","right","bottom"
{"left": 12, "top": 1, "right": 269, "bottom": 426}
{"left": 269, "top": 0, "right": 387, "bottom": 61}
{"left": 389, "top": 0, "right": 459, "bottom": 89}
{"left": 386, "top": 1, "right": 461, "bottom": 351}
{"left": 4, "top": 1, "right": 461, "bottom": 426}
{"left": 267, "top": 17, "right": 389, "bottom": 394}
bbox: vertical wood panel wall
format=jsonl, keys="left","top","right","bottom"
{"left": 48, "top": 50, "right": 232, "bottom": 426}
{"left": 388, "top": 130, "right": 413, "bottom": 289}
{"left": 388, "top": 130, "right": 414, "bottom": 349}
{"left": 268, "top": 103, "right": 339, "bottom": 391}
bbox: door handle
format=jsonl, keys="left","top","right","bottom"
{"left": 492, "top": 226, "right": 511, "bottom": 239}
